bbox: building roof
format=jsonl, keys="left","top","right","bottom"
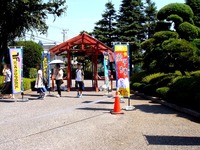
{"left": 49, "top": 32, "right": 114, "bottom": 62}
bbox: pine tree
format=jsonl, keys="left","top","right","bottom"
{"left": 116, "top": 0, "right": 146, "bottom": 73}
{"left": 117, "top": 0, "right": 145, "bottom": 42}
{"left": 92, "top": 2, "right": 117, "bottom": 47}
{"left": 144, "top": 0, "right": 157, "bottom": 39}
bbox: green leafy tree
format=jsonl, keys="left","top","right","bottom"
{"left": 117, "top": 0, "right": 146, "bottom": 73}
{"left": 0, "top": 0, "right": 66, "bottom": 64}
{"left": 15, "top": 41, "right": 43, "bottom": 77}
{"left": 186, "top": 0, "right": 200, "bottom": 27}
{"left": 157, "top": 3, "right": 194, "bottom": 24}
{"left": 161, "top": 39, "right": 200, "bottom": 74}
{"left": 142, "top": 3, "right": 200, "bottom": 74}
{"left": 92, "top": 2, "right": 117, "bottom": 47}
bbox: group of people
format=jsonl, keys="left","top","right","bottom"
{"left": 0, "top": 62, "right": 84, "bottom": 99}
{"left": 35, "top": 62, "right": 84, "bottom": 99}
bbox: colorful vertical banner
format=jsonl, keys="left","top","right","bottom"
{"left": 9, "top": 47, "right": 23, "bottom": 94}
{"left": 41, "top": 51, "right": 50, "bottom": 88}
{"left": 114, "top": 45, "right": 130, "bottom": 97}
{"left": 103, "top": 52, "right": 110, "bottom": 89}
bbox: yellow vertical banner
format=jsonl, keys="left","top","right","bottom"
{"left": 9, "top": 48, "right": 23, "bottom": 94}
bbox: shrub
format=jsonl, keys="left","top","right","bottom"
{"left": 132, "top": 82, "right": 146, "bottom": 92}
{"left": 190, "top": 70, "right": 200, "bottom": 76}
{"left": 156, "top": 87, "right": 170, "bottom": 98}
{"left": 167, "top": 76, "right": 200, "bottom": 111}
{"left": 29, "top": 68, "right": 37, "bottom": 79}
{"left": 153, "top": 31, "right": 179, "bottom": 42}
{"left": 157, "top": 3, "right": 194, "bottom": 22}
{"left": 177, "top": 22, "right": 199, "bottom": 40}
{"left": 23, "top": 78, "right": 35, "bottom": 91}
{"left": 142, "top": 73, "right": 165, "bottom": 84}
{"left": 0, "top": 76, "right": 35, "bottom": 92}
{"left": 0, "top": 76, "right": 4, "bottom": 89}
{"left": 143, "top": 84, "right": 157, "bottom": 96}
{"left": 130, "top": 71, "right": 149, "bottom": 88}
{"left": 132, "top": 73, "right": 178, "bottom": 95}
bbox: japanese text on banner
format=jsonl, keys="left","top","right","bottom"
{"left": 9, "top": 48, "right": 23, "bottom": 94}
{"left": 114, "top": 45, "right": 130, "bottom": 97}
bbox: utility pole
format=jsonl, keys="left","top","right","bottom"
{"left": 61, "top": 29, "right": 69, "bottom": 42}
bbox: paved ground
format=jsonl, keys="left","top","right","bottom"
{"left": 0, "top": 80, "right": 200, "bottom": 150}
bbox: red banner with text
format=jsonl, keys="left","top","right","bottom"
{"left": 114, "top": 45, "right": 130, "bottom": 97}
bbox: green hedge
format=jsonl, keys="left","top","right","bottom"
{"left": 0, "top": 76, "right": 35, "bottom": 91}
{"left": 23, "top": 78, "right": 36, "bottom": 91}
{"left": 130, "top": 71, "right": 149, "bottom": 88}
{"left": 29, "top": 68, "right": 37, "bottom": 79}
{"left": 0, "top": 76, "right": 4, "bottom": 89}
{"left": 131, "top": 71, "right": 200, "bottom": 112}
{"left": 156, "top": 87, "right": 170, "bottom": 98}
{"left": 166, "top": 76, "right": 200, "bottom": 111}
{"left": 132, "top": 82, "right": 146, "bottom": 92}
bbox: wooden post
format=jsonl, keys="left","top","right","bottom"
{"left": 51, "top": 74, "right": 55, "bottom": 91}
{"left": 67, "top": 51, "right": 71, "bottom": 92}
{"left": 94, "top": 50, "right": 98, "bottom": 92}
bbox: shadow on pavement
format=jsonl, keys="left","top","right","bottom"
{"left": 82, "top": 94, "right": 105, "bottom": 97}
{"left": 0, "top": 99, "right": 15, "bottom": 103}
{"left": 76, "top": 107, "right": 112, "bottom": 112}
{"left": 134, "top": 104, "right": 174, "bottom": 114}
{"left": 134, "top": 103, "right": 200, "bottom": 123}
{"left": 145, "top": 135, "right": 200, "bottom": 146}
{"left": 24, "top": 94, "right": 39, "bottom": 97}
{"left": 82, "top": 101, "right": 114, "bottom": 104}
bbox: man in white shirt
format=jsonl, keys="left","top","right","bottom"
{"left": 75, "top": 63, "right": 84, "bottom": 98}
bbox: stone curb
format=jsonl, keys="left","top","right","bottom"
{"left": 135, "top": 92, "right": 200, "bottom": 120}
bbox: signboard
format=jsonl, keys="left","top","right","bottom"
{"left": 42, "top": 51, "right": 50, "bottom": 88}
{"left": 103, "top": 52, "right": 109, "bottom": 89}
{"left": 114, "top": 45, "right": 130, "bottom": 97}
{"left": 9, "top": 47, "right": 23, "bottom": 94}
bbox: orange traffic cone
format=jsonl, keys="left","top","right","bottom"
{"left": 111, "top": 91, "right": 124, "bottom": 114}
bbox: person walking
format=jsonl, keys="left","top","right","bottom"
{"left": 35, "top": 65, "right": 47, "bottom": 99}
{"left": 75, "top": 63, "right": 84, "bottom": 98}
{"left": 54, "top": 64, "right": 63, "bottom": 98}
{"left": 0, "top": 64, "right": 12, "bottom": 99}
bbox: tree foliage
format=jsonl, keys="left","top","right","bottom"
{"left": 143, "top": 0, "right": 157, "bottom": 39}
{"left": 117, "top": 0, "right": 146, "bottom": 42}
{"left": 186, "top": 0, "right": 200, "bottom": 27}
{"left": 157, "top": 3, "right": 194, "bottom": 23}
{"left": 142, "top": 3, "right": 200, "bottom": 74}
{"left": 116, "top": 0, "right": 146, "bottom": 73}
{"left": 177, "top": 22, "right": 199, "bottom": 40}
{"left": 92, "top": 2, "right": 117, "bottom": 47}
{"left": 0, "top": 0, "right": 67, "bottom": 63}
{"left": 153, "top": 31, "right": 179, "bottom": 43}
{"left": 15, "top": 41, "right": 43, "bottom": 77}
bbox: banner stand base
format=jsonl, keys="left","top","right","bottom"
{"left": 123, "top": 105, "right": 135, "bottom": 111}
{"left": 104, "top": 93, "right": 113, "bottom": 98}
{"left": 16, "top": 98, "right": 29, "bottom": 102}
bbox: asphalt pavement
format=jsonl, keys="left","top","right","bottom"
{"left": 0, "top": 80, "right": 199, "bottom": 150}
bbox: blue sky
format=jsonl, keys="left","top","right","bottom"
{"left": 31, "top": 0, "right": 185, "bottom": 44}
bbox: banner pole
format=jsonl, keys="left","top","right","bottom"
{"left": 123, "top": 43, "right": 135, "bottom": 111}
